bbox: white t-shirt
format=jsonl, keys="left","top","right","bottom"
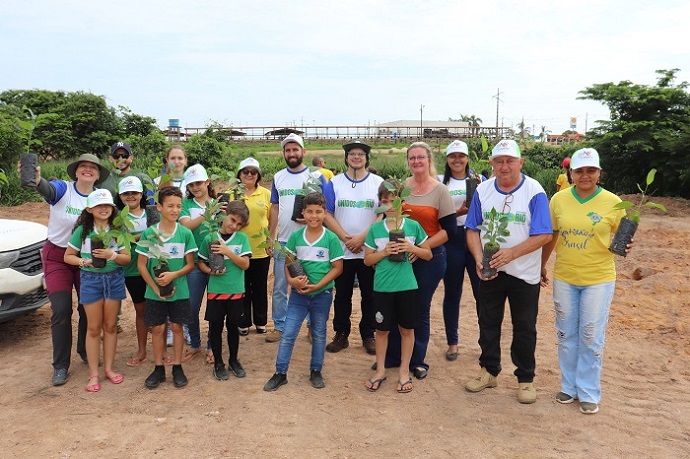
{"left": 324, "top": 171, "right": 384, "bottom": 259}
{"left": 270, "top": 167, "right": 324, "bottom": 243}
{"left": 438, "top": 175, "right": 469, "bottom": 226}
{"left": 46, "top": 181, "right": 90, "bottom": 247}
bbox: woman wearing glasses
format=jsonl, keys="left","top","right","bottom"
{"left": 541, "top": 148, "right": 627, "bottom": 415}
{"left": 235, "top": 158, "right": 273, "bottom": 335}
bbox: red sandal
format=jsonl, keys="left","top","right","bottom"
{"left": 86, "top": 374, "right": 101, "bottom": 393}
{"left": 104, "top": 369, "right": 124, "bottom": 384}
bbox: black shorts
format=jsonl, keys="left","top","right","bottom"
{"left": 205, "top": 295, "right": 245, "bottom": 324}
{"left": 125, "top": 276, "right": 147, "bottom": 304}
{"left": 373, "top": 289, "right": 419, "bottom": 331}
{"left": 144, "top": 298, "right": 192, "bottom": 327}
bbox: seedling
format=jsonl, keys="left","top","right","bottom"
{"left": 477, "top": 207, "right": 510, "bottom": 277}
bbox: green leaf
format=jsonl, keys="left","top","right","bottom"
{"left": 646, "top": 168, "right": 657, "bottom": 186}
{"left": 645, "top": 202, "right": 667, "bottom": 212}
{"left": 480, "top": 135, "right": 489, "bottom": 153}
{"left": 613, "top": 201, "right": 635, "bottom": 210}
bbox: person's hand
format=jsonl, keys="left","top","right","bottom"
{"left": 211, "top": 243, "right": 231, "bottom": 257}
{"left": 289, "top": 275, "right": 309, "bottom": 290}
{"left": 476, "top": 260, "right": 498, "bottom": 281}
{"left": 156, "top": 286, "right": 175, "bottom": 300}
{"left": 91, "top": 248, "right": 114, "bottom": 260}
{"left": 210, "top": 267, "right": 227, "bottom": 275}
{"left": 299, "top": 283, "right": 319, "bottom": 294}
{"left": 540, "top": 267, "right": 549, "bottom": 287}
{"left": 17, "top": 161, "right": 41, "bottom": 186}
{"left": 345, "top": 234, "right": 366, "bottom": 254}
{"left": 625, "top": 237, "right": 635, "bottom": 254}
{"left": 157, "top": 271, "right": 175, "bottom": 286}
{"left": 489, "top": 248, "right": 517, "bottom": 269}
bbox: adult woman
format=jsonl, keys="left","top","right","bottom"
{"left": 235, "top": 157, "right": 272, "bottom": 335}
{"left": 556, "top": 157, "right": 572, "bottom": 192}
{"left": 438, "top": 140, "right": 481, "bottom": 361}
{"left": 21, "top": 153, "right": 110, "bottom": 386}
{"left": 541, "top": 148, "right": 627, "bottom": 415}
{"left": 384, "top": 142, "right": 455, "bottom": 379}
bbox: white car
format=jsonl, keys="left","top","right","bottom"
{"left": 0, "top": 219, "right": 49, "bottom": 323}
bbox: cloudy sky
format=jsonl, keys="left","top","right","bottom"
{"left": 2, "top": 0, "right": 688, "bottom": 135}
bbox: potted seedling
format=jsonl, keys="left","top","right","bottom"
{"left": 258, "top": 233, "right": 307, "bottom": 278}
{"left": 18, "top": 106, "right": 44, "bottom": 188}
{"left": 609, "top": 168, "right": 667, "bottom": 257}
{"left": 213, "top": 172, "right": 247, "bottom": 204}
{"left": 199, "top": 199, "right": 228, "bottom": 273}
{"left": 144, "top": 157, "right": 170, "bottom": 227}
{"left": 477, "top": 207, "right": 510, "bottom": 278}
{"left": 136, "top": 226, "right": 174, "bottom": 297}
{"left": 88, "top": 206, "right": 136, "bottom": 269}
{"left": 375, "top": 179, "right": 412, "bottom": 263}
{"left": 291, "top": 169, "right": 323, "bottom": 222}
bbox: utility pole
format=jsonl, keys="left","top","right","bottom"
{"left": 420, "top": 104, "right": 425, "bottom": 138}
{"left": 492, "top": 88, "right": 503, "bottom": 139}
{"left": 585, "top": 112, "right": 588, "bottom": 134}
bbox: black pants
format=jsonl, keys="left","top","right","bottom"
{"left": 477, "top": 272, "right": 540, "bottom": 383}
{"left": 241, "top": 256, "right": 270, "bottom": 328}
{"left": 332, "top": 258, "right": 375, "bottom": 340}
{"left": 50, "top": 291, "right": 87, "bottom": 370}
{"left": 209, "top": 318, "right": 240, "bottom": 366}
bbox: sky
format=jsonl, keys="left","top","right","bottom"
{"left": 2, "top": 0, "right": 688, "bottom": 136}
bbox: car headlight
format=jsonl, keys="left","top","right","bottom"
{"left": 0, "top": 251, "right": 20, "bottom": 269}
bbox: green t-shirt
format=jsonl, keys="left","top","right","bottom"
{"left": 123, "top": 210, "right": 147, "bottom": 277}
{"left": 100, "top": 169, "right": 155, "bottom": 204}
{"left": 364, "top": 218, "right": 428, "bottom": 293}
{"left": 198, "top": 232, "right": 252, "bottom": 294}
{"left": 180, "top": 197, "right": 209, "bottom": 260}
{"left": 68, "top": 226, "right": 125, "bottom": 273}
{"left": 135, "top": 223, "right": 198, "bottom": 302}
{"left": 285, "top": 227, "right": 344, "bottom": 296}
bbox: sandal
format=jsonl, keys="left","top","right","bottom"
{"left": 104, "top": 369, "right": 124, "bottom": 384}
{"left": 397, "top": 378, "right": 413, "bottom": 394}
{"left": 126, "top": 355, "right": 146, "bottom": 367}
{"left": 86, "top": 374, "right": 101, "bottom": 393}
{"left": 205, "top": 349, "right": 215, "bottom": 365}
{"left": 183, "top": 348, "right": 202, "bottom": 362}
{"left": 365, "top": 377, "right": 386, "bottom": 392}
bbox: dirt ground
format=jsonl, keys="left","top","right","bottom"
{"left": 1, "top": 197, "right": 689, "bottom": 458}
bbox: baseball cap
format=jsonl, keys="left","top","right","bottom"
{"left": 562, "top": 157, "right": 571, "bottom": 167}
{"left": 491, "top": 139, "right": 521, "bottom": 158}
{"left": 343, "top": 140, "right": 371, "bottom": 154}
{"left": 110, "top": 141, "right": 132, "bottom": 156}
{"left": 87, "top": 189, "right": 116, "bottom": 209}
{"left": 446, "top": 140, "right": 469, "bottom": 156}
{"left": 183, "top": 164, "right": 209, "bottom": 185}
{"left": 118, "top": 176, "right": 143, "bottom": 194}
{"left": 570, "top": 148, "right": 600, "bottom": 170}
{"left": 238, "top": 157, "right": 261, "bottom": 172}
{"left": 281, "top": 133, "right": 304, "bottom": 148}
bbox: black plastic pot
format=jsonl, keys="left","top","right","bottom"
{"left": 218, "top": 193, "right": 230, "bottom": 205}
{"left": 146, "top": 204, "right": 161, "bottom": 227}
{"left": 154, "top": 264, "right": 174, "bottom": 297}
{"left": 609, "top": 217, "right": 638, "bottom": 257}
{"left": 465, "top": 177, "right": 478, "bottom": 208}
{"left": 90, "top": 240, "right": 106, "bottom": 269}
{"left": 208, "top": 241, "right": 225, "bottom": 273}
{"left": 286, "top": 259, "right": 307, "bottom": 278}
{"left": 388, "top": 228, "right": 407, "bottom": 263}
{"left": 481, "top": 245, "right": 499, "bottom": 278}
{"left": 20, "top": 153, "right": 37, "bottom": 188}
{"left": 291, "top": 194, "right": 306, "bottom": 222}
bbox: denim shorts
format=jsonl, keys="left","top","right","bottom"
{"left": 80, "top": 268, "right": 126, "bottom": 304}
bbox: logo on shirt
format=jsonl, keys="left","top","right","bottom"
{"left": 337, "top": 199, "right": 375, "bottom": 209}
{"left": 316, "top": 250, "right": 325, "bottom": 259}
{"left": 587, "top": 211, "right": 602, "bottom": 227}
{"left": 234, "top": 247, "right": 241, "bottom": 254}
{"left": 170, "top": 246, "right": 179, "bottom": 255}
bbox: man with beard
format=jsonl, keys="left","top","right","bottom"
{"left": 323, "top": 141, "right": 383, "bottom": 355}
{"left": 266, "top": 134, "right": 326, "bottom": 342}
{"left": 101, "top": 141, "right": 155, "bottom": 208}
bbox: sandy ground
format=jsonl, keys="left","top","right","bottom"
{"left": 1, "top": 198, "right": 689, "bottom": 458}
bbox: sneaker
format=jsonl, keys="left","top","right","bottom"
{"left": 238, "top": 327, "right": 249, "bottom": 336}
{"left": 310, "top": 370, "right": 325, "bottom": 389}
{"left": 145, "top": 366, "right": 166, "bottom": 389}
{"left": 51, "top": 368, "right": 68, "bottom": 386}
{"left": 265, "top": 330, "right": 282, "bottom": 343}
{"left": 363, "top": 337, "right": 376, "bottom": 355}
{"left": 166, "top": 326, "right": 173, "bottom": 347}
{"left": 326, "top": 331, "right": 349, "bottom": 353}
{"left": 263, "top": 373, "right": 288, "bottom": 392}
{"left": 555, "top": 391, "right": 577, "bottom": 404}
{"left": 580, "top": 402, "right": 599, "bottom": 414}
{"left": 517, "top": 382, "right": 537, "bottom": 404}
{"left": 172, "top": 365, "right": 188, "bottom": 388}
{"left": 256, "top": 326, "right": 267, "bottom": 334}
{"left": 228, "top": 360, "right": 246, "bottom": 378}
{"left": 465, "top": 367, "right": 498, "bottom": 392}
{"left": 183, "top": 325, "right": 191, "bottom": 346}
{"left": 213, "top": 364, "right": 229, "bottom": 381}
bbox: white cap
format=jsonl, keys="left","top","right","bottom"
{"left": 446, "top": 140, "right": 469, "bottom": 156}
{"left": 281, "top": 133, "right": 304, "bottom": 148}
{"left": 87, "top": 189, "right": 116, "bottom": 209}
{"left": 238, "top": 157, "right": 261, "bottom": 172}
{"left": 491, "top": 139, "right": 521, "bottom": 158}
{"left": 183, "top": 164, "right": 209, "bottom": 186}
{"left": 118, "top": 176, "right": 143, "bottom": 194}
{"left": 570, "top": 148, "right": 601, "bottom": 170}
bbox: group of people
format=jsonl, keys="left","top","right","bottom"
{"left": 24, "top": 133, "right": 628, "bottom": 415}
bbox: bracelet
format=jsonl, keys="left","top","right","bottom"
{"left": 109, "top": 251, "right": 118, "bottom": 261}
{"left": 79, "top": 258, "right": 85, "bottom": 267}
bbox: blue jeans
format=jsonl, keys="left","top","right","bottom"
{"left": 271, "top": 243, "right": 289, "bottom": 332}
{"left": 553, "top": 279, "right": 615, "bottom": 403}
{"left": 442, "top": 226, "right": 480, "bottom": 345}
{"left": 187, "top": 266, "right": 208, "bottom": 350}
{"left": 275, "top": 289, "right": 333, "bottom": 374}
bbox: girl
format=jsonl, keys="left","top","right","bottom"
{"left": 64, "top": 189, "right": 131, "bottom": 392}
{"left": 155, "top": 145, "right": 188, "bottom": 190}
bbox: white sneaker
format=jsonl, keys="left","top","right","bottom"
{"left": 183, "top": 325, "right": 191, "bottom": 346}
{"left": 166, "top": 326, "right": 173, "bottom": 347}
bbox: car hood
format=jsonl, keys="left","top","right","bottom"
{"left": 0, "top": 219, "right": 48, "bottom": 250}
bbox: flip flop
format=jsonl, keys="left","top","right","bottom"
{"left": 86, "top": 374, "right": 101, "bottom": 393}
{"left": 104, "top": 369, "right": 124, "bottom": 384}
{"left": 445, "top": 351, "right": 458, "bottom": 361}
{"left": 397, "top": 378, "right": 413, "bottom": 394}
{"left": 182, "top": 348, "right": 202, "bottom": 362}
{"left": 366, "top": 377, "right": 387, "bottom": 392}
{"left": 126, "top": 356, "right": 146, "bottom": 367}
{"left": 206, "top": 350, "right": 215, "bottom": 365}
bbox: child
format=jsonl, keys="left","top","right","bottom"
{"left": 363, "top": 182, "right": 432, "bottom": 394}
{"left": 263, "top": 192, "right": 344, "bottom": 391}
{"left": 197, "top": 201, "right": 252, "bottom": 380}
{"left": 137, "top": 186, "right": 197, "bottom": 388}
{"left": 118, "top": 176, "right": 150, "bottom": 367}
{"left": 64, "top": 189, "right": 131, "bottom": 393}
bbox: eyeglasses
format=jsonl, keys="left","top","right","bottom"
{"left": 501, "top": 193, "right": 514, "bottom": 215}
{"left": 348, "top": 152, "right": 367, "bottom": 157}
{"left": 407, "top": 155, "right": 428, "bottom": 162}
{"left": 241, "top": 169, "right": 258, "bottom": 176}
{"left": 111, "top": 153, "right": 130, "bottom": 160}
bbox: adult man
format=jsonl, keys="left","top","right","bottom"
{"left": 266, "top": 133, "right": 325, "bottom": 342}
{"left": 323, "top": 141, "right": 383, "bottom": 355}
{"left": 312, "top": 156, "right": 334, "bottom": 182}
{"left": 464, "top": 139, "right": 552, "bottom": 404}
{"left": 100, "top": 141, "right": 154, "bottom": 206}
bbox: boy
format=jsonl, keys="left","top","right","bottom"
{"left": 137, "top": 186, "right": 197, "bottom": 389}
{"left": 363, "top": 182, "right": 431, "bottom": 393}
{"left": 263, "top": 192, "right": 343, "bottom": 391}
{"left": 197, "top": 201, "right": 252, "bottom": 381}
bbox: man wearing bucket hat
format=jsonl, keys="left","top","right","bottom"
{"left": 100, "top": 141, "right": 155, "bottom": 208}
{"left": 322, "top": 140, "right": 382, "bottom": 355}
{"left": 20, "top": 153, "right": 110, "bottom": 385}
{"left": 464, "top": 139, "right": 552, "bottom": 404}
{"left": 266, "top": 133, "right": 326, "bottom": 342}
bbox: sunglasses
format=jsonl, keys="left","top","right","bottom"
{"left": 241, "top": 169, "right": 259, "bottom": 176}
{"left": 111, "top": 153, "right": 130, "bottom": 160}
{"left": 501, "top": 193, "right": 514, "bottom": 215}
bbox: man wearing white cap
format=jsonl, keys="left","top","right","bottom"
{"left": 266, "top": 134, "right": 325, "bottom": 342}
{"left": 463, "top": 139, "right": 552, "bottom": 404}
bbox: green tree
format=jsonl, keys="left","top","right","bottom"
{"left": 118, "top": 105, "right": 160, "bottom": 137}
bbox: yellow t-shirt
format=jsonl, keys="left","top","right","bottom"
{"left": 240, "top": 185, "right": 272, "bottom": 258}
{"left": 320, "top": 168, "right": 334, "bottom": 182}
{"left": 556, "top": 173, "right": 571, "bottom": 192}
{"left": 549, "top": 187, "right": 625, "bottom": 286}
